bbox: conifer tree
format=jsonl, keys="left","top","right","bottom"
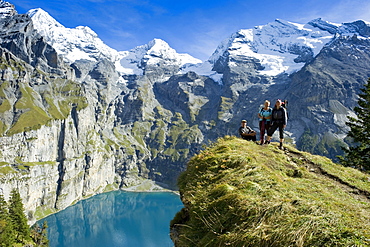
{"left": 0, "top": 194, "right": 15, "bottom": 246}
{"left": 340, "top": 78, "right": 370, "bottom": 170}
{"left": 8, "top": 189, "right": 30, "bottom": 243}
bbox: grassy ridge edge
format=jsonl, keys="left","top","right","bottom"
{"left": 171, "top": 136, "right": 370, "bottom": 247}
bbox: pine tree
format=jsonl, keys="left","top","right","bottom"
{"left": 0, "top": 194, "right": 15, "bottom": 246}
{"left": 8, "top": 189, "right": 30, "bottom": 243}
{"left": 340, "top": 78, "right": 370, "bottom": 170}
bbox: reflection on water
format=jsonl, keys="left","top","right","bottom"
{"left": 39, "top": 191, "right": 183, "bottom": 247}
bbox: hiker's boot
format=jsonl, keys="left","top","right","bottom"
{"left": 264, "top": 140, "right": 270, "bottom": 145}
{"left": 279, "top": 142, "right": 283, "bottom": 149}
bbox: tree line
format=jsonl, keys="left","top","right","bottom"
{"left": 0, "top": 189, "right": 48, "bottom": 247}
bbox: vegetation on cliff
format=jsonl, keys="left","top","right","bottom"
{"left": 0, "top": 50, "right": 88, "bottom": 137}
{"left": 171, "top": 136, "right": 370, "bottom": 246}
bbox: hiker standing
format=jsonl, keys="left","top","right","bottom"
{"left": 239, "top": 120, "right": 257, "bottom": 141}
{"left": 265, "top": 99, "right": 287, "bottom": 149}
{"left": 258, "top": 100, "right": 272, "bottom": 145}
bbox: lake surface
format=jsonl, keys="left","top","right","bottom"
{"left": 38, "top": 191, "right": 183, "bottom": 247}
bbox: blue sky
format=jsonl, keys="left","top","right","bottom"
{"left": 10, "top": 0, "right": 370, "bottom": 61}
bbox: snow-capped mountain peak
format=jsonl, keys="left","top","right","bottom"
{"left": 210, "top": 18, "right": 336, "bottom": 77}
{"left": 0, "top": 0, "right": 16, "bottom": 18}
{"left": 28, "top": 8, "right": 100, "bottom": 40}
{"left": 28, "top": 8, "right": 119, "bottom": 64}
{"left": 117, "top": 38, "right": 202, "bottom": 76}
{"left": 27, "top": 6, "right": 370, "bottom": 85}
{"left": 141, "top": 38, "right": 201, "bottom": 65}
{"left": 27, "top": 8, "right": 63, "bottom": 28}
{"left": 146, "top": 38, "right": 177, "bottom": 60}
{"left": 209, "top": 18, "right": 370, "bottom": 79}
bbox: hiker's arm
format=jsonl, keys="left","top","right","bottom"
{"left": 242, "top": 132, "right": 256, "bottom": 136}
{"left": 247, "top": 127, "right": 256, "bottom": 136}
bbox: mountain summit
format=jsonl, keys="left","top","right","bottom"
{"left": 27, "top": 8, "right": 119, "bottom": 63}
{"left": 117, "top": 38, "right": 202, "bottom": 76}
{"left": 0, "top": 0, "right": 16, "bottom": 18}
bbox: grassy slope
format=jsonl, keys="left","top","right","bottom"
{"left": 0, "top": 52, "right": 88, "bottom": 136}
{"left": 171, "top": 136, "right": 370, "bottom": 247}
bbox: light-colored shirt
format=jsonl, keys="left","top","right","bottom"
{"left": 259, "top": 108, "right": 272, "bottom": 121}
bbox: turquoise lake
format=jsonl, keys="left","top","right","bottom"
{"left": 38, "top": 191, "right": 183, "bottom": 247}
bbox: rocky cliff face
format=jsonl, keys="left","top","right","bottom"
{"left": 0, "top": 9, "right": 119, "bottom": 223}
{"left": 0, "top": 2, "right": 370, "bottom": 223}
{"left": 0, "top": 3, "right": 206, "bottom": 224}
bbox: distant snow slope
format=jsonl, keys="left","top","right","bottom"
{"left": 209, "top": 19, "right": 336, "bottom": 76}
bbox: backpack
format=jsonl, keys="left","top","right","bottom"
{"left": 281, "top": 100, "right": 288, "bottom": 119}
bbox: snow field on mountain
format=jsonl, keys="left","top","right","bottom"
{"left": 27, "top": 7, "right": 370, "bottom": 82}
{"left": 211, "top": 19, "right": 334, "bottom": 76}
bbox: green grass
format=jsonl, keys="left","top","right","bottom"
{"left": 8, "top": 110, "right": 51, "bottom": 135}
{"left": 0, "top": 120, "right": 6, "bottom": 136}
{"left": 171, "top": 136, "right": 370, "bottom": 247}
{"left": 0, "top": 52, "right": 89, "bottom": 136}
{"left": 218, "top": 96, "right": 233, "bottom": 120}
{"left": 6, "top": 85, "right": 51, "bottom": 134}
{"left": 43, "top": 94, "right": 66, "bottom": 119}
{"left": 3, "top": 85, "right": 49, "bottom": 134}
{"left": 0, "top": 98, "right": 11, "bottom": 113}
{"left": 34, "top": 205, "right": 57, "bottom": 220}
{"left": 2, "top": 78, "right": 88, "bottom": 136}
{"left": 0, "top": 164, "right": 15, "bottom": 177}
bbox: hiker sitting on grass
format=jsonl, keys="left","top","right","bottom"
{"left": 239, "top": 120, "right": 256, "bottom": 141}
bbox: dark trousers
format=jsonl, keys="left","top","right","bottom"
{"left": 242, "top": 135, "right": 257, "bottom": 141}
{"left": 267, "top": 122, "right": 284, "bottom": 139}
{"left": 259, "top": 120, "right": 271, "bottom": 142}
